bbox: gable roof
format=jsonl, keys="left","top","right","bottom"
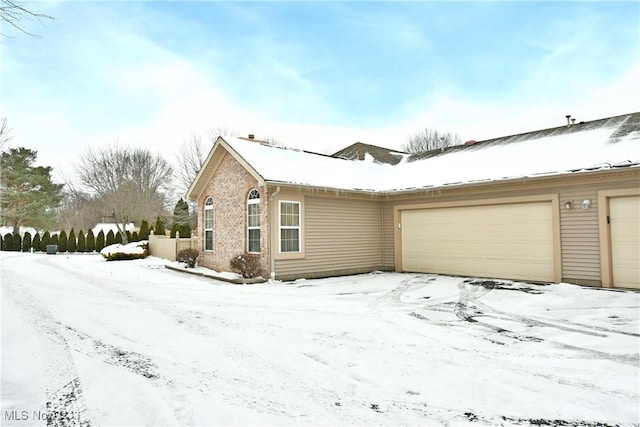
{"left": 188, "top": 112, "right": 640, "bottom": 199}
{"left": 331, "top": 142, "right": 408, "bottom": 165}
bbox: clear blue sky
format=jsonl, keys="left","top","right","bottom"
{"left": 1, "top": 1, "right": 638, "bottom": 177}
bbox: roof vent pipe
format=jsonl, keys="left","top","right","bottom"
{"left": 565, "top": 114, "right": 571, "bottom": 126}
{"left": 248, "top": 134, "right": 255, "bottom": 139}
{"left": 571, "top": 118, "right": 576, "bottom": 125}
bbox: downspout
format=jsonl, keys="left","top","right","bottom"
{"left": 269, "top": 185, "right": 281, "bottom": 280}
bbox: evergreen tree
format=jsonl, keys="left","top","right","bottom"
{"left": 86, "top": 229, "right": 96, "bottom": 252}
{"left": 126, "top": 230, "right": 132, "bottom": 242}
{"left": 12, "top": 233, "right": 21, "bottom": 251}
{"left": 0, "top": 147, "right": 63, "bottom": 234}
{"left": 115, "top": 230, "right": 123, "bottom": 244}
{"left": 68, "top": 228, "right": 77, "bottom": 253}
{"left": 106, "top": 230, "right": 115, "bottom": 246}
{"left": 2, "top": 233, "right": 12, "bottom": 251}
{"left": 58, "top": 230, "right": 68, "bottom": 252}
{"left": 50, "top": 233, "right": 59, "bottom": 247}
{"left": 22, "top": 231, "right": 32, "bottom": 252}
{"left": 77, "top": 229, "right": 86, "bottom": 252}
{"left": 95, "top": 230, "right": 105, "bottom": 251}
{"left": 154, "top": 216, "right": 166, "bottom": 236}
{"left": 0, "top": 234, "right": 3, "bottom": 251}
{"left": 139, "top": 220, "right": 150, "bottom": 240}
{"left": 42, "top": 231, "right": 51, "bottom": 250}
{"left": 32, "top": 232, "right": 42, "bottom": 252}
{"left": 131, "top": 231, "right": 139, "bottom": 242}
{"left": 170, "top": 198, "right": 191, "bottom": 238}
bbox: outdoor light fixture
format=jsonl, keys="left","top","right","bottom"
{"left": 565, "top": 201, "right": 574, "bottom": 209}
{"left": 582, "top": 199, "right": 591, "bottom": 209}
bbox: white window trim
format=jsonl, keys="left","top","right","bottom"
{"left": 247, "top": 189, "right": 261, "bottom": 253}
{"left": 279, "top": 200, "right": 301, "bottom": 253}
{"left": 204, "top": 197, "right": 214, "bottom": 252}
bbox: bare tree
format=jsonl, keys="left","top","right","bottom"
{"left": 402, "top": 128, "right": 462, "bottom": 153}
{"left": 208, "top": 125, "right": 237, "bottom": 141}
{"left": 75, "top": 145, "right": 173, "bottom": 243}
{"left": 1, "top": 0, "right": 53, "bottom": 38}
{"left": 0, "top": 117, "right": 12, "bottom": 151}
{"left": 175, "top": 134, "right": 208, "bottom": 196}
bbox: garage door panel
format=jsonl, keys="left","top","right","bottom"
{"left": 401, "top": 202, "right": 554, "bottom": 282}
{"left": 610, "top": 196, "right": 640, "bottom": 289}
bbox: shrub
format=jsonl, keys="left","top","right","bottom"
{"left": 131, "top": 231, "right": 139, "bottom": 242}
{"left": 86, "top": 229, "right": 96, "bottom": 252}
{"left": 32, "top": 233, "right": 41, "bottom": 252}
{"left": 95, "top": 230, "right": 105, "bottom": 252}
{"left": 50, "top": 233, "right": 59, "bottom": 247}
{"left": 100, "top": 241, "right": 149, "bottom": 261}
{"left": 177, "top": 248, "right": 199, "bottom": 268}
{"left": 154, "top": 217, "right": 166, "bottom": 236}
{"left": 68, "top": 229, "right": 77, "bottom": 253}
{"left": 106, "top": 230, "right": 115, "bottom": 246}
{"left": 230, "top": 253, "right": 263, "bottom": 279}
{"left": 2, "top": 233, "right": 12, "bottom": 251}
{"left": 139, "top": 220, "right": 150, "bottom": 240}
{"left": 41, "top": 231, "right": 51, "bottom": 250}
{"left": 77, "top": 229, "right": 86, "bottom": 252}
{"left": 58, "top": 230, "right": 68, "bottom": 252}
{"left": 12, "top": 233, "right": 21, "bottom": 252}
{"left": 22, "top": 232, "right": 32, "bottom": 252}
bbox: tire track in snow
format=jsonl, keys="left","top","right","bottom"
{"left": 372, "top": 274, "right": 640, "bottom": 416}
{"left": 28, "top": 255, "right": 383, "bottom": 426}
{"left": 2, "top": 271, "right": 92, "bottom": 427}
{"left": 453, "top": 281, "right": 640, "bottom": 368}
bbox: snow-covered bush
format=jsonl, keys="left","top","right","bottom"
{"left": 100, "top": 241, "right": 149, "bottom": 261}
{"left": 177, "top": 248, "right": 199, "bottom": 268}
{"left": 230, "top": 253, "right": 262, "bottom": 278}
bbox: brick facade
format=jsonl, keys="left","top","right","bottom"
{"left": 197, "top": 152, "right": 270, "bottom": 277}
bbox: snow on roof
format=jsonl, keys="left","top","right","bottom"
{"left": 92, "top": 223, "right": 136, "bottom": 235}
{"left": 224, "top": 113, "right": 640, "bottom": 193}
{"left": 0, "top": 226, "right": 38, "bottom": 237}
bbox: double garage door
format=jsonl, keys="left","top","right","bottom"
{"left": 401, "top": 202, "right": 554, "bottom": 282}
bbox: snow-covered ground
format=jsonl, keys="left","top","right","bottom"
{"left": 1, "top": 252, "right": 638, "bottom": 426}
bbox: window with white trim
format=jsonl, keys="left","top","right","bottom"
{"left": 204, "top": 197, "right": 214, "bottom": 251}
{"left": 279, "top": 201, "right": 300, "bottom": 253}
{"left": 247, "top": 189, "right": 261, "bottom": 253}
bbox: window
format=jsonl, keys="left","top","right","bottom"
{"left": 247, "top": 189, "right": 261, "bottom": 253}
{"left": 279, "top": 201, "right": 300, "bottom": 253}
{"left": 204, "top": 197, "right": 213, "bottom": 251}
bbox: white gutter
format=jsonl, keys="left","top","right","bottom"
{"left": 268, "top": 185, "right": 281, "bottom": 280}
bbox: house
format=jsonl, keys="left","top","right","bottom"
{"left": 186, "top": 113, "right": 640, "bottom": 289}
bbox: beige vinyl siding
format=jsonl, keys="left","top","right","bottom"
{"left": 559, "top": 189, "right": 600, "bottom": 283}
{"left": 382, "top": 203, "right": 395, "bottom": 268}
{"left": 274, "top": 196, "right": 384, "bottom": 280}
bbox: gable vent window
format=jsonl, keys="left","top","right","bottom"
{"left": 279, "top": 201, "right": 300, "bottom": 253}
{"left": 204, "top": 197, "right": 214, "bottom": 251}
{"left": 247, "top": 189, "right": 261, "bottom": 253}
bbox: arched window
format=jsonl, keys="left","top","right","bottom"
{"left": 247, "top": 189, "right": 261, "bottom": 253}
{"left": 204, "top": 197, "right": 213, "bottom": 251}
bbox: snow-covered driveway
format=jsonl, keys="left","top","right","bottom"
{"left": 2, "top": 252, "right": 638, "bottom": 426}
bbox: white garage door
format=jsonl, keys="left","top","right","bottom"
{"left": 610, "top": 196, "right": 640, "bottom": 289}
{"left": 401, "top": 202, "right": 554, "bottom": 282}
